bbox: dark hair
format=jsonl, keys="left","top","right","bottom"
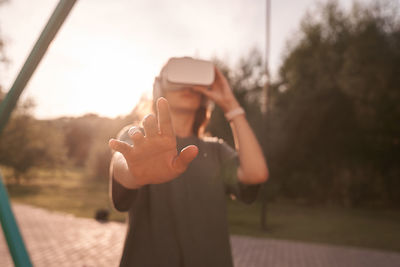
{"left": 192, "top": 103, "right": 210, "bottom": 137}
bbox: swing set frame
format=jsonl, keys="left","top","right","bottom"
{"left": 0, "top": 1, "right": 77, "bottom": 265}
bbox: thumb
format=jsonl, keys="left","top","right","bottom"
{"left": 172, "top": 145, "right": 199, "bottom": 173}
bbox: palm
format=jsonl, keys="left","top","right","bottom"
{"left": 109, "top": 98, "right": 198, "bottom": 186}
{"left": 125, "top": 135, "right": 180, "bottom": 185}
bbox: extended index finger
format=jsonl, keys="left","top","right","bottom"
{"left": 157, "top": 97, "right": 174, "bottom": 136}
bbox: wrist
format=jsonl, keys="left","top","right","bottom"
{"left": 115, "top": 166, "right": 142, "bottom": 189}
{"left": 221, "top": 98, "right": 240, "bottom": 113}
{"left": 126, "top": 175, "right": 144, "bottom": 189}
{"left": 225, "top": 107, "right": 245, "bottom": 122}
{"left": 113, "top": 153, "right": 143, "bottom": 189}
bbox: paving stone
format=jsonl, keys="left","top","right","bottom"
{"left": 1, "top": 204, "right": 399, "bottom": 267}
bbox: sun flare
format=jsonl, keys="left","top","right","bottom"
{"left": 61, "top": 38, "right": 157, "bottom": 118}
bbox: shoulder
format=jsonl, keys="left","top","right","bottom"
{"left": 200, "top": 136, "right": 226, "bottom": 149}
{"left": 201, "top": 136, "right": 232, "bottom": 147}
{"left": 201, "top": 136, "right": 223, "bottom": 144}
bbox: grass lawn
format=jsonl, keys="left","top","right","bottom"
{"left": 3, "top": 167, "right": 400, "bottom": 252}
{"left": 227, "top": 200, "right": 400, "bottom": 252}
{"left": 3, "top": 167, "right": 126, "bottom": 222}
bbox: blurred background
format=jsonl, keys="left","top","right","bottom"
{"left": 0, "top": 0, "right": 399, "bottom": 254}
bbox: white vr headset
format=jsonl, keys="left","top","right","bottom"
{"left": 153, "top": 57, "right": 215, "bottom": 100}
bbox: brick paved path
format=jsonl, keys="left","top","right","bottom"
{"left": 1, "top": 204, "right": 400, "bottom": 267}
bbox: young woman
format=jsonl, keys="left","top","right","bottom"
{"left": 109, "top": 58, "right": 268, "bottom": 267}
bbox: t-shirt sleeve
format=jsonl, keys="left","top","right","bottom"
{"left": 216, "top": 140, "right": 260, "bottom": 204}
{"left": 110, "top": 125, "right": 139, "bottom": 212}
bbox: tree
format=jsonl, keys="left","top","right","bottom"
{"left": 269, "top": 0, "right": 400, "bottom": 207}
{"left": 0, "top": 1, "right": 67, "bottom": 182}
{"left": 0, "top": 101, "right": 67, "bottom": 183}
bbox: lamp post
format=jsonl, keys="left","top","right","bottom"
{"left": 261, "top": 0, "right": 271, "bottom": 231}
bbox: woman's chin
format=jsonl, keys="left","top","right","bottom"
{"left": 170, "top": 104, "right": 199, "bottom": 113}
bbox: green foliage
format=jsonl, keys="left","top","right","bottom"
{"left": 60, "top": 113, "right": 134, "bottom": 179}
{"left": 63, "top": 114, "right": 100, "bottom": 167}
{"left": 0, "top": 100, "right": 67, "bottom": 182}
{"left": 83, "top": 116, "right": 125, "bottom": 180}
{"left": 268, "top": 0, "right": 400, "bottom": 207}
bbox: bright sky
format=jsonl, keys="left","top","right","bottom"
{"left": 0, "top": 0, "right": 368, "bottom": 119}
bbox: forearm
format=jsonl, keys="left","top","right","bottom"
{"left": 229, "top": 113, "right": 269, "bottom": 184}
{"left": 196, "top": 66, "right": 268, "bottom": 184}
{"left": 111, "top": 152, "right": 141, "bottom": 189}
{"left": 109, "top": 153, "right": 140, "bottom": 212}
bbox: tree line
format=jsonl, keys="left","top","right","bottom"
{"left": 270, "top": 0, "right": 400, "bottom": 207}
{"left": 210, "top": 0, "right": 400, "bottom": 208}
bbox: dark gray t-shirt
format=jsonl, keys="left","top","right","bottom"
{"left": 111, "top": 129, "right": 259, "bottom": 267}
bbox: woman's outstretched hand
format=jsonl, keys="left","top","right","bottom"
{"left": 109, "top": 97, "right": 198, "bottom": 188}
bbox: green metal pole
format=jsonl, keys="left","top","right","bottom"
{"left": 0, "top": 0, "right": 77, "bottom": 266}
{"left": 0, "top": 172, "right": 32, "bottom": 266}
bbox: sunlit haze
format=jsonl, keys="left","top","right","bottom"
{"left": 0, "top": 0, "right": 365, "bottom": 119}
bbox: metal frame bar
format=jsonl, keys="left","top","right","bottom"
{"left": 0, "top": 1, "right": 77, "bottom": 265}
